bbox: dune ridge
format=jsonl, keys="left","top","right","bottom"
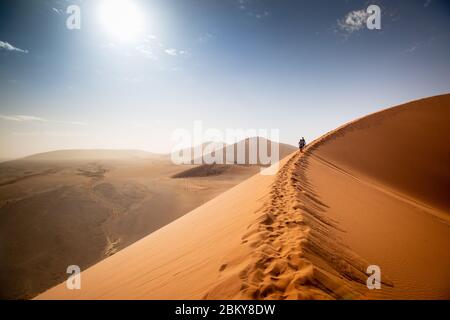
{"left": 312, "top": 94, "right": 450, "bottom": 213}
{"left": 37, "top": 136, "right": 375, "bottom": 300}
{"left": 37, "top": 95, "right": 449, "bottom": 300}
{"left": 206, "top": 95, "right": 449, "bottom": 299}
{"left": 37, "top": 132, "right": 377, "bottom": 300}
{"left": 205, "top": 146, "right": 392, "bottom": 300}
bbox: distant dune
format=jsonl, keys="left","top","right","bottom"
{"left": 173, "top": 138, "right": 297, "bottom": 178}
{"left": 21, "top": 149, "right": 161, "bottom": 162}
{"left": 200, "top": 137, "right": 297, "bottom": 165}
{"left": 37, "top": 95, "right": 450, "bottom": 300}
{"left": 176, "top": 138, "right": 297, "bottom": 166}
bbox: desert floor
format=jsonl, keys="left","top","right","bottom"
{"left": 0, "top": 152, "right": 261, "bottom": 299}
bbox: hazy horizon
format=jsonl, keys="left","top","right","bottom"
{"left": 1, "top": 0, "right": 450, "bottom": 158}
{"left": 0, "top": 93, "right": 449, "bottom": 161}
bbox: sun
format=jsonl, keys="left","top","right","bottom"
{"left": 99, "top": 0, "right": 145, "bottom": 42}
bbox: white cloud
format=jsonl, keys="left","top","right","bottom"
{"left": 135, "top": 35, "right": 186, "bottom": 60}
{"left": 0, "top": 41, "right": 28, "bottom": 53}
{"left": 337, "top": 10, "right": 370, "bottom": 33}
{"left": 255, "top": 11, "right": 269, "bottom": 19}
{"left": 406, "top": 44, "right": 418, "bottom": 53}
{"left": 0, "top": 115, "right": 87, "bottom": 126}
{"left": 165, "top": 48, "right": 178, "bottom": 56}
{"left": 108, "top": 33, "right": 187, "bottom": 61}
{"left": 238, "top": 0, "right": 246, "bottom": 11}
{"left": 0, "top": 115, "right": 46, "bottom": 122}
{"left": 164, "top": 48, "right": 188, "bottom": 57}
{"left": 136, "top": 44, "right": 158, "bottom": 60}
{"left": 12, "top": 131, "right": 88, "bottom": 137}
{"left": 237, "top": 0, "right": 269, "bottom": 19}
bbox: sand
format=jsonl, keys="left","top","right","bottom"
{"left": 0, "top": 151, "right": 260, "bottom": 299}
{"left": 3, "top": 139, "right": 293, "bottom": 299}
{"left": 37, "top": 94, "right": 450, "bottom": 300}
{"left": 307, "top": 94, "right": 450, "bottom": 299}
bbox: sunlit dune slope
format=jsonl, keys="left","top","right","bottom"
{"left": 37, "top": 95, "right": 450, "bottom": 300}
{"left": 0, "top": 150, "right": 258, "bottom": 299}
{"left": 37, "top": 159, "right": 287, "bottom": 299}
{"left": 314, "top": 94, "right": 450, "bottom": 212}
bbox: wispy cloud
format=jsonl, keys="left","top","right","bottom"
{"left": 406, "top": 44, "right": 418, "bottom": 53}
{"left": 164, "top": 48, "right": 188, "bottom": 57}
{"left": 0, "top": 115, "right": 45, "bottom": 122}
{"left": 424, "top": 0, "right": 432, "bottom": 7}
{"left": 237, "top": 0, "right": 270, "bottom": 20}
{"left": 254, "top": 11, "right": 269, "bottom": 19}
{"left": 198, "top": 33, "right": 214, "bottom": 43}
{"left": 337, "top": 10, "right": 370, "bottom": 33}
{"left": 0, "top": 40, "right": 28, "bottom": 53}
{"left": 132, "top": 34, "right": 187, "bottom": 61}
{"left": 165, "top": 48, "right": 178, "bottom": 56}
{"left": 12, "top": 131, "right": 88, "bottom": 137}
{"left": 404, "top": 32, "right": 450, "bottom": 54}
{"left": 136, "top": 44, "right": 158, "bottom": 60}
{"left": 0, "top": 114, "right": 87, "bottom": 126}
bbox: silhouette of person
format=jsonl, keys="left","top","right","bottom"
{"left": 299, "top": 137, "right": 306, "bottom": 152}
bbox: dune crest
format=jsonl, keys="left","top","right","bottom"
{"left": 205, "top": 149, "right": 392, "bottom": 300}
{"left": 37, "top": 95, "right": 450, "bottom": 300}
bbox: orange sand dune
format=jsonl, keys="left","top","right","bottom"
{"left": 37, "top": 94, "right": 450, "bottom": 300}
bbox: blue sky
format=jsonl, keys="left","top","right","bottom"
{"left": 0, "top": 0, "right": 449, "bottom": 158}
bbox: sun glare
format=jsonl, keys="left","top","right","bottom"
{"left": 99, "top": 0, "right": 145, "bottom": 42}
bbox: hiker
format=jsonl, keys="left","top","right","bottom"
{"left": 299, "top": 137, "right": 306, "bottom": 152}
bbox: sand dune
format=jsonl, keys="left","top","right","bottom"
{"left": 177, "top": 138, "right": 297, "bottom": 165}
{"left": 172, "top": 138, "right": 296, "bottom": 178}
{"left": 313, "top": 95, "right": 450, "bottom": 213}
{"left": 37, "top": 157, "right": 284, "bottom": 300}
{"left": 305, "top": 94, "right": 450, "bottom": 299}
{"left": 37, "top": 95, "right": 450, "bottom": 300}
{"left": 0, "top": 151, "right": 259, "bottom": 299}
{"left": 216, "top": 137, "right": 297, "bottom": 165}
{"left": 172, "top": 164, "right": 259, "bottom": 178}
{"left": 21, "top": 149, "right": 161, "bottom": 161}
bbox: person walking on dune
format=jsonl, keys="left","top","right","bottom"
{"left": 299, "top": 137, "right": 306, "bottom": 153}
